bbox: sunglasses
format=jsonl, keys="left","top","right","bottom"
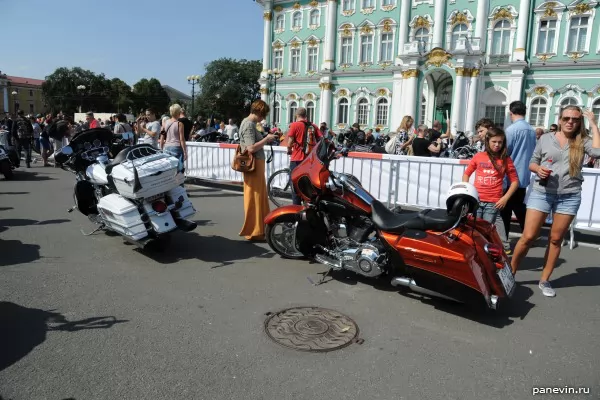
{"left": 561, "top": 116, "right": 581, "bottom": 122}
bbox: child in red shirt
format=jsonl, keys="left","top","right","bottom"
{"left": 462, "top": 127, "right": 519, "bottom": 252}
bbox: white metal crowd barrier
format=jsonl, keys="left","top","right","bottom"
{"left": 185, "top": 142, "right": 600, "bottom": 248}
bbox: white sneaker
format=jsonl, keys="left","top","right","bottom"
{"left": 538, "top": 281, "right": 556, "bottom": 297}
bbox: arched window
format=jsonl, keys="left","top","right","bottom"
{"left": 415, "top": 28, "right": 430, "bottom": 52}
{"left": 289, "top": 101, "right": 298, "bottom": 123}
{"left": 273, "top": 101, "right": 281, "bottom": 124}
{"left": 337, "top": 98, "right": 349, "bottom": 124}
{"left": 306, "top": 101, "right": 315, "bottom": 122}
{"left": 357, "top": 98, "right": 369, "bottom": 125}
{"left": 376, "top": 98, "right": 389, "bottom": 126}
{"left": 561, "top": 97, "right": 578, "bottom": 107}
{"left": 451, "top": 24, "right": 468, "bottom": 51}
{"left": 529, "top": 98, "right": 547, "bottom": 126}
{"left": 592, "top": 98, "right": 600, "bottom": 126}
{"left": 309, "top": 10, "right": 319, "bottom": 26}
{"left": 292, "top": 12, "right": 302, "bottom": 29}
{"left": 275, "top": 15, "right": 284, "bottom": 31}
{"left": 491, "top": 20, "right": 511, "bottom": 55}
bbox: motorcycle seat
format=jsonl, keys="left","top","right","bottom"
{"left": 371, "top": 200, "right": 458, "bottom": 233}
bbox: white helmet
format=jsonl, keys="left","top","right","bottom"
{"left": 446, "top": 182, "right": 479, "bottom": 216}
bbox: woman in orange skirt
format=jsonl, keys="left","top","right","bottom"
{"left": 238, "top": 100, "right": 277, "bottom": 241}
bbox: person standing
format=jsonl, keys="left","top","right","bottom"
{"left": 139, "top": 109, "right": 160, "bottom": 148}
{"left": 161, "top": 104, "right": 187, "bottom": 173}
{"left": 11, "top": 110, "right": 34, "bottom": 168}
{"left": 223, "top": 119, "right": 238, "bottom": 143}
{"left": 511, "top": 107, "right": 600, "bottom": 297}
{"left": 239, "top": 100, "right": 277, "bottom": 241}
{"left": 500, "top": 101, "right": 536, "bottom": 253}
{"left": 287, "top": 107, "right": 322, "bottom": 205}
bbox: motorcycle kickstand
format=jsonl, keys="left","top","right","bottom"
{"left": 67, "top": 205, "right": 77, "bottom": 213}
{"left": 309, "top": 267, "right": 334, "bottom": 286}
{"left": 81, "top": 223, "right": 106, "bottom": 236}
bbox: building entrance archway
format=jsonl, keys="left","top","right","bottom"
{"left": 421, "top": 69, "right": 453, "bottom": 132}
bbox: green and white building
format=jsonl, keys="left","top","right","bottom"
{"left": 255, "top": 0, "right": 600, "bottom": 134}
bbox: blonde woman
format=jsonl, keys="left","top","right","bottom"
{"left": 161, "top": 104, "right": 187, "bottom": 172}
{"left": 239, "top": 100, "right": 277, "bottom": 241}
{"left": 511, "top": 106, "right": 600, "bottom": 297}
{"left": 386, "top": 115, "right": 414, "bottom": 155}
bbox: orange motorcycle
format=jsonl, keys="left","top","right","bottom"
{"left": 264, "top": 140, "right": 515, "bottom": 310}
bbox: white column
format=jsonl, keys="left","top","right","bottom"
{"left": 390, "top": 71, "right": 404, "bottom": 129}
{"left": 323, "top": 0, "right": 338, "bottom": 71}
{"left": 3, "top": 87, "right": 8, "bottom": 113}
{"left": 432, "top": 1, "right": 446, "bottom": 48}
{"left": 320, "top": 83, "right": 333, "bottom": 127}
{"left": 513, "top": 0, "right": 531, "bottom": 62}
{"left": 465, "top": 69, "right": 481, "bottom": 134}
{"left": 450, "top": 68, "right": 467, "bottom": 133}
{"left": 508, "top": 67, "right": 525, "bottom": 102}
{"left": 401, "top": 70, "right": 419, "bottom": 119}
{"left": 397, "top": 0, "right": 411, "bottom": 55}
{"left": 475, "top": 0, "right": 490, "bottom": 50}
{"left": 261, "top": 2, "right": 274, "bottom": 79}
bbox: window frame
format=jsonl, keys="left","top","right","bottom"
{"left": 528, "top": 97, "right": 548, "bottom": 127}
{"left": 275, "top": 14, "right": 285, "bottom": 32}
{"left": 376, "top": 97, "right": 389, "bottom": 126}
{"left": 288, "top": 101, "right": 298, "bottom": 124}
{"left": 290, "top": 46, "right": 301, "bottom": 74}
{"left": 566, "top": 15, "right": 590, "bottom": 53}
{"left": 306, "top": 45, "right": 319, "bottom": 73}
{"left": 536, "top": 18, "right": 559, "bottom": 55}
{"left": 306, "top": 101, "right": 316, "bottom": 123}
{"left": 292, "top": 11, "right": 302, "bottom": 30}
{"left": 359, "top": 32, "right": 374, "bottom": 64}
{"left": 356, "top": 98, "right": 370, "bottom": 126}
{"left": 337, "top": 98, "right": 350, "bottom": 125}
{"left": 309, "top": 9, "right": 320, "bottom": 27}
{"left": 490, "top": 19, "right": 512, "bottom": 56}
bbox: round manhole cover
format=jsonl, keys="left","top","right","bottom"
{"left": 264, "top": 307, "right": 360, "bottom": 352}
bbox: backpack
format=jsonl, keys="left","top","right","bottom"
{"left": 46, "top": 120, "right": 69, "bottom": 140}
{"left": 299, "top": 121, "right": 316, "bottom": 156}
{"left": 16, "top": 118, "right": 33, "bottom": 140}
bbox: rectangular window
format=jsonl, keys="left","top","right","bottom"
{"left": 29, "top": 90, "right": 34, "bottom": 97}
{"left": 341, "top": 37, "right": 353, "bottom": 64}
{"left": 537, "top": 19, "right": 556, "bottom": 54}
{"left": 362, "top": 0, "right": 374, "bottom": 8}
{"left": 380, "top": 33, "right": 393, "bottom": 62}
{"left": 290, "top": 49, "right": 300, "bottom": 73}
{"left": 273, "top": 50, "right": 283, "bottom": 71}
{"left": 307, "top": 47, "right": 318, "bottom": 72}
{"left": 382, "top": 0, "right": 394, "bottom": 5}
{"left": 360, "top": 35, "right": 373, "bottom": 63}
{"left": 342, "top": 0, "right": 352, "bottom": 11}
{"left": 568, "top": 16, "right": 588, "bottom": 52}
{"left": 485, "top": 106, "right": 506, "bottom": 128}
{"left": 29, "top": 103, "right": 34, "bottom": 113}
{"left": 376, "top": 101, "right": 389, "bottom": 126}
{"left": 357, "top": 101, "right": 369, "bottom": 125}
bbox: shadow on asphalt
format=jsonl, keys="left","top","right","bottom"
{"left": 519, "top": 266, "right": 600, "bottom": 289}
{"left": 186, "top": 187, "right": 242, "bottom": 199}
{"left": 141, "top": 232, "right": 274, "bottom": 267}
{"left": 0, "top": 207, "right": 13, "bottom": 212}
{"left": 11, "top": 171, "right": 56, "bottom": 181}
{"left": 0, "top": 192, "right": 29, "bottom": 195}
{"left": 0, "top": 301, "right": 128, "bottom": 372}
{"left": 321, "top": 269, "right": 535, "bottom": 328}
{"left": 514, "top": 254, "right": 566, "bottom": 272}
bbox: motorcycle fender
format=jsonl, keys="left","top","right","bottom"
{"left": 142, "top": 203, "right": 178, "bottom": 234}
{"left": 264, "top": 205, "right": 305, "bottom": 225}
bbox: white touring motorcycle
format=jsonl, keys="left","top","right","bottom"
{"left": 55, "top": 128, "right": 197, "bottom": 249}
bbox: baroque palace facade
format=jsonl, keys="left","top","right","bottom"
{"left": 256, "top": 0, "right": 600, "bottom": 134}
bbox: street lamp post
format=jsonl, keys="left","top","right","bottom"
{"left": 77, "top": 85, "right": 86, "bottom": 113}
{"left": 11, "top": 91, "right": 18, "bottom": 114}
{"left": 266, "top": 69, "right": 282, "bottom": 127}
{"left": 187, "top": 75, "right": 201, "bottom": 119}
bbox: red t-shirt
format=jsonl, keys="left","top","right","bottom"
{"left": 287, "top": 120, "right": 322, "bottom": 162}
{"left": 89, "top": 120, "right": 99, "bottom": 129}
{"left": 464, "top": 152, "right": 518, "bottom": 203}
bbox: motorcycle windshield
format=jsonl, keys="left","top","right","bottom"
{"left": 70, "top": 128, "right": 114, "bottom": 148}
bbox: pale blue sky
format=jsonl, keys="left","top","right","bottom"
{"left": 1, "top": 0, "right": 264, "bottom": 94}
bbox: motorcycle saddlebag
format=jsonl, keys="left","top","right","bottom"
{"left": 166, "top": 186, "right": 196, "bottom": 219}
{"left": 97, "top": 194, "right": 148, "bottom": 241}
{"left": 110, "top": 153, "right": 184, "bottom": 199}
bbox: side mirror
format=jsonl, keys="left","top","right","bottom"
{"left": 55, "top": 146, "right": 73, "bottom": 164}
{"left": 60, "top": 146, "right": 73, "bottom": 156}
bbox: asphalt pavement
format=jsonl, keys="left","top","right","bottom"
{"left": 0, "top": 166, "right": 599, "bottom": 400}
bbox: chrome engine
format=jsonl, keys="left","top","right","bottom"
{"left": 314, "top": 216, "right": 387, "bottom": 278}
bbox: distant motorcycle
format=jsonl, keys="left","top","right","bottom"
{"left": 0, "top": 129, "right": 19, "bottom": 178}
{"left": 55, "top": 128, "right": 197, "bottom": 250}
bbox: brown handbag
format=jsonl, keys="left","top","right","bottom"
{"left": 231, "top": 144, "right": 255, "bottom": 173}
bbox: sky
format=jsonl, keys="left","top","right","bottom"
{"left": 1, "top": 0, "right": 264, "bottom": 95}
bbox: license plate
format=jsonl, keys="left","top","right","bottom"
{"left": 497, "top": 262, "right": 515, "bottom": 296}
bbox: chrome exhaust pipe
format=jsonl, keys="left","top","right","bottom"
{"left": 314, "top": 254, "right": 342, "bottom": 270}
{"left": 391, "top": 277, "right": 461, "bottom": 303}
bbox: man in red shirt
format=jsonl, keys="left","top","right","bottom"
{"left": 86, "top": 112, "right": 99, "bottom": 129}
{"left": 287, "top": 107, "right": 322, "bottom": 205}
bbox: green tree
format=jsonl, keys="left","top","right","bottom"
{"left": 42, "top": 67, "right": 108, "bottom": 114}
{"left": 109, "top": 78, "right": 133, "bottom": 114}
{"left": 131, "top": 78, "right": 170, "bottom": 115}
{"left": 194, "top": 58, "right": 262, "bottom": 122}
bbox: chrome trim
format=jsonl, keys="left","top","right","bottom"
{"left": 391, "top": 277, "right": 462, "bottom": 303}
{"left": 490, "top": 295, "right": 499, "bottom": 310}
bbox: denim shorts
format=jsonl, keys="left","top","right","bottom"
{"left": 163, "top": 146, "right": 184, "bottom": 172}
{"left": 527, "top": 189, "right": 581, "bottom": 216}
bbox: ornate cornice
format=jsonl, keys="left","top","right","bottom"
{"left": 414, "top": 16, "right": 430, "bottom": 29}
{"left": 470, "top": 68, "right": 480, "bottom": 77}
{"left": 425, "top": 47, "right": 453, "bottom": 68}
{"left": 451, "top": 11, "right": 469, "bottom": 26}
{"left": 401, "top": 69, "right": 419, "bottom": 79}
{"left": 319, "top": 82, "right": 332, "bottom": 91}
{"left": 491, "top": 7, "right": 515, "bottom": 22}
{"left": 292, "top": 2, "right": 301, "bottom": 10}
{"left": 571, "top": 2, "right": 592, "bottom": 15}
{"left": 542, "top": 2, "right": 558, "bottom": 17}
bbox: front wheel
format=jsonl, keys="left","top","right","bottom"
{"left": 266, "top": 216, "right": 304, "bottom": 259}
{"left": 267, "top": 168, "right": 293, "bottom": 208}
{"left": 1, "top": 160, "right": 13, "bottom": 180}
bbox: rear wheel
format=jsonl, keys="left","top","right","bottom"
{"left": 266, "top": 216, "right": 304, "bottom": 259}
{"left": 1, "top": 160, "right": 13, "bottom": 180}
{"left": 267, "top": 168, "right": 293, "bottom": 208}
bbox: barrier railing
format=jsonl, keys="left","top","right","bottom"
{"left": 185, "top": 142, "right": 600, "bottom": 247}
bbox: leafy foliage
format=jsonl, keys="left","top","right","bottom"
{"left": 131, "top": 78, "right": 170, "bottom": 115}
{"left": 194, "top": 58, "right": 262, "bottom": 122}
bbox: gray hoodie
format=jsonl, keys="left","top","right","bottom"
{"left": 530, "top": 132, "right": 600, "bottom": 194}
